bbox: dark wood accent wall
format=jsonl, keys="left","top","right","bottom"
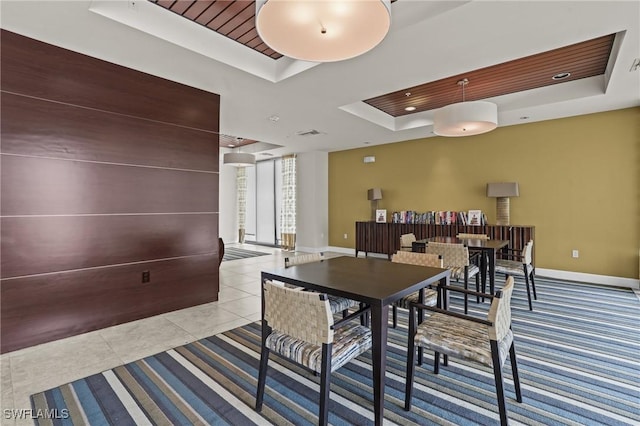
{"left": 1, "top": 30, "right": 221, "bottom": 353}
{"left": 356, "top": 222, "right": 535, "bottom": 263}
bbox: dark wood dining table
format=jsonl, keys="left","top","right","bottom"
{"left": 412, "top": 236, "right": 509, "bottom": 295}
{"left": 261, "top": 256, "right": 450, "bottom": 426}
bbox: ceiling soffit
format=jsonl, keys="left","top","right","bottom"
{"left": 364, "top": 33, "right": 616, "bottom": 117}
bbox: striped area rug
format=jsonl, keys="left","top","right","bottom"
{"left": 31, "top": 277, "right": 640, "bottom": 425}
{"left": 222, "top": 247, "right": 270, "bottom": 262}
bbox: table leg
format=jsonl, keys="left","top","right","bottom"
{"left": 489, "top": 249, "right": 496, "bottom": 294}
{"left": 370, "top": 304, "right": 388, "bottom": 426}
{"left": 480, "top": 249, "right": 488, "bottom": 294}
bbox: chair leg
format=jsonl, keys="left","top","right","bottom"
{"left": 523, "top": 266, "right": 533, "bottom": 311}
{"left": 255, "top": 335, "right": 270, "bottom": 411}
{"left": 404, "top": 333, "right": 416, "bottom": 409}
{"left": 433, "top": 352, "right": 440, "bottom": 374}
{"left": 319, "top": 343, "right": 332, "bottom": 426}
{"left": 475, "top": 273, "right": 480, "bottom": 303}
{"left": 530, "top": 271, "right": 537, "bottom": 300}
{"left": 392, "top": 305, "right": 398, "bottom": 328}
{"left": 342, "top": 309, "right": 348, "bottom": 319}
{"left": 509, "top": 341, "right": 523, "bottom": 403}
{"left": 463, "top": 271, "right": 469, "bottom": 314}
{"left": 490, "top": 340, "right": 509, "bottom": 426}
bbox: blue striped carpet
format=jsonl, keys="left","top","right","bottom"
{"left": 222, "top": 247, "right": 270, "bottom": 262}
{"left": 31, "top": 277, "right": 640, "bottom": 425}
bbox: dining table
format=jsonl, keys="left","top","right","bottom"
{"left": 412, "top": 236, "right": 509, "bottom": 294}
{"left": 260, "top": 255, "right": 450, "bottom": 426}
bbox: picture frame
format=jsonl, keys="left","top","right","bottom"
{"left": 376, "top": 209, "right": 387, "bottom": 223}
{"left": 468, "top": 210, "right": 482, "bottom": 226}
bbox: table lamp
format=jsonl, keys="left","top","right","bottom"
{"left": 367, "top": 188, "right": 383, "bottom": 221}
{"left": 487, "top": 182, "right": 519, "bottom": 225}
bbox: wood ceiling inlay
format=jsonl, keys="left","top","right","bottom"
{"left": 364, "top": 34, "right": 616, "bottom": 117}
{"left": 218, "top": 134, "right": 259, "bottom": 149}
{"left": 150, "top": 0, "right": 284, "bottom": 59}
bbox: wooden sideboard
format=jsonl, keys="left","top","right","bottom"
{"left": 355, "top": 222, "right": 535, "bottom": 262}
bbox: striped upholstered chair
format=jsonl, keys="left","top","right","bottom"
{"left": 390, "top": 251, "right": 443, "bottom": 328}
{"left": 284, "top": 253, "right": 358, "bottom": 315}
{"left": 425, "top": 242, "right": 480, "bottom": 314}
{"left": 256, "top": 280, "right": 372, "bottom": 426}
{"left": 495, "top": 240, "right": 536, "bottom": 310}
{"left": 404, "top": 276, "right": 522, "bottom": 425}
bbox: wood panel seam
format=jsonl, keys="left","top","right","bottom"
{"left": 0, "top": 90, "right": 221, "bottom": 134}
{"left": 0, "top": 153, "right": 219, "bottom": 175}
{"left": 0, "top": 252, "right": 218, "bottom": 281}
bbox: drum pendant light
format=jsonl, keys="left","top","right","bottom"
{"left": 255, "top": 0, "right": 391, "bottom": 62}
{"left": 434, "top": 78, "right": 498, "bottom": 137}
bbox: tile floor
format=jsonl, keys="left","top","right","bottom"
{"left": 0, "top": 244, "right": 340, "bottom": 426}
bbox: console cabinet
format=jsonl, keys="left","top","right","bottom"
{"left": 355, "top": 222, "right": 535, "bottom": 261}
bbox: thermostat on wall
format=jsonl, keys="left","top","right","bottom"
{"left": 363, "top": 156, "right": 376, "bottom": 163}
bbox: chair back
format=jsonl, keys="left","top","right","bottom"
{"left": 456, "top": 233, "right": 490, "bottom": 240}
{"left": 285, "top": 252, "right": 324, "bottom": 267}
{"left": 425, "top": 242, "right": 470, "bottom": 268}
{"left": 400, "top": 233, "right": 417, "bottom": 248}
{"left": 487, "top": 276, "right": 515, "bottom": 341}
{"left": 263, "top": 280, "right": 333, "bottom": 345}
{"left": 522, "top": 240, "right": 533, "bottom": 265}
{"left": 392, "top": 251, "right": 443, "bottom": 268}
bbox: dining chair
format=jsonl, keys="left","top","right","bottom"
{"left": 404, "top": 276, "right": 522, "bottom": 426}
{"left": 456, "top": 233, "right": 490, "bottom": 240}
{"left": 284, "top": 253, "right": 358, "bottom": 315}
{"left": 256, "top": 280, "right": 372, "bottom": 426}
{"left": 399, "top": 233, "right": 417, "bottom": 252}
{"left": 390, "top": 251, "right": 443, "bottom": 328}
{"left": 456, "top": 233, "right": 490, "bottom": 275}
{"left": 425, "top": 242, "right": 480, "bottom": 313}
{"left": 495, "top": 240, "right": 536, "bottom": 310}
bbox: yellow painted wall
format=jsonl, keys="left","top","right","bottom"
{"left": 329, "top": 107, "right": 640, "bottom": 279}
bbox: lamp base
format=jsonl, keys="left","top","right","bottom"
{"left": 496, "top": 197, "right": 510, "bottom": 225}
{"left": 370, "top": 200, "right": 379, "bottom": 221}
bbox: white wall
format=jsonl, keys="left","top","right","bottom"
{"left": 296, "top": 151, "right": 329, "bottom": 251}
{"left": 218, "top": 148, "right": 238, "bottom": 243}
{"left": 218, "top": 149, "right": 329, "bottom": 250}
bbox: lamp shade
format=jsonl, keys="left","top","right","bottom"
{"left": 433, "top": 101, "right": 498, "bottom": 137}
{"left": 487, "top": 182, "right": 519, "bottom": 197}
{"left": 255, "top": 0, "right": 391, "bottom": 62}
{"left": 223, "top": 152, "right": 256, "bottom": 167}
{"left": 367, "top": 188, "right": 382, "bottom": 201}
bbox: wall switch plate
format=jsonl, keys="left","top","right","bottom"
{"left": 572, "top": 250, "right": 579, "bottom": 258}
{"left": 343, "top": 233, "right": 348, "bottom": 239}
{"left": 142, "top": 270, "right": 150, "bottom": 283}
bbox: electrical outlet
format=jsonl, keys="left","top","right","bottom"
{"left": 572, "top": 250, "right": 579, "bottom": 258}
{"left": 142, "top": 270, "right": 150, "bottom": 283}
{"left": 343, "top": 233, "right": 348, "bottom": 239}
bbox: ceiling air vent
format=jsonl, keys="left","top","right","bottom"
{"left": 296, "top": 129, "right": 323, "bottom": 136}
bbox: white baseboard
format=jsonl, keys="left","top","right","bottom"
{"left": 325, "top": 246, "right": 639, "bottom": 289}
{"left": 536, "top": 268, "right": 639, "bottom": 289}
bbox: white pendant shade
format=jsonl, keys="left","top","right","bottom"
{"left": 223, "top": 152, "right": 256, "bottom": 167}
{"left": 433, "top": 101, "right": 498, "bottom": 137}
{"left": 255, "top": 0, "right": 391, "bottom": 62}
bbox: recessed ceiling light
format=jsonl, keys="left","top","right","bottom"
{"left": 364, "top": 142, "right": 370, "bottom": 145}
{"left": 228, "top": 144, "right": 234, "bottom": 147}
{"left": 268, "top": 115, "right": 280, "bottom": 122}
{"left": 405, "top": 92, "right": 411, "bottom": 97}
{"left": 552, "top": 72, "right": 571, "bottom": 80}
{"left": 405, "top": 106, "right": 417, "bottom": 112}
{"left": 520, "top": 116, "right": 530, "bottom": 120}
